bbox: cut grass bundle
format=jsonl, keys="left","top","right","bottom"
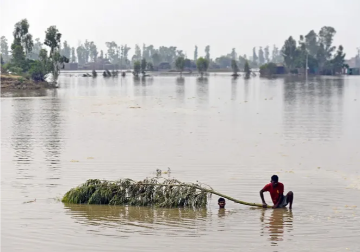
{"left": 62, "top": 177, "right": 270, "bottom": 208}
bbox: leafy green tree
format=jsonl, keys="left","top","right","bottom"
{"left": 12, "top": 19, "right": 33, "bottom": 56}
{"left": 259, "top": 62, "right": 277, "bottom": 77}
{"left": 151, "top": 52, "right": 161, "bottom": 67}
{"left": 29, "top": 48, "right": 50, "bottom": 81}
{"left": 196, "top": 57, "right": 209, "bottom": 77}
{"left": 258, "top": 47, "right": 265, "bottom": 65}
{"left": 252, "top": 47, "right": 258, "bottom": 67}
{"left": 44, "top": 26, "right": 69, "bottom": 83}
{"left": 330, "top": 45, "right": 346, "bottom": 74}
{"left": 194, "top": 45, "right": 198, "bottom": 62}
{"left": 319, "top": 26, "right": 336, "bottom": 59}
{"left": 11, "top": 45, "right": 25, "bottom": 67}
{"left": 231, "top": 59, "right": 239, "bottom": 76}
{"left": 133, "top": 60, "right": 141, "bottom": 76}
{"left": 305, "top": 30, "right": 318, "bottom": 57}
{"left": 175, "top": 56, "right": 185, "bottom": 76}
{"left": 205, "top": 45, "right": 210, "bottom": 61}
{"left": 1, "top": 36, "right": 10, "bottom": 62}
{"left": 281, "top": 36, "right": 297, "bottom": 71}
{"left": 244, "top": 60, "right": 251, "bottom": 78}
{"left": 141, "top": 58, "right": 147, "bottom": 75}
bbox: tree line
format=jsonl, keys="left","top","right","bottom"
{"left": 1, "top": 20, "right": 354, "bottom": 81}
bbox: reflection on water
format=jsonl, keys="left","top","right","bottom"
{"left": 12, "top": 99, "right": 35, "bottom": 179}
{"left": 260, "top": 209, "right": 293, "bottom": 246}
{"left": 283, "top": 77, "right": 344, "bottom": 140}
{"left": 64, "top": 203, "right": 209, "bottom": 236}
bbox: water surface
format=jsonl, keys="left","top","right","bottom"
{"left": 1, "top": 74, "right": 360, "bottom": 251}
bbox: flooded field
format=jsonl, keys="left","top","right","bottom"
{"left": 1, "top": 74, "right": 360, "bottom": 251}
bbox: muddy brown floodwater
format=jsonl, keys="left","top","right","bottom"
{"left": 1, "top": 74, "right": 360, "bottom": 252}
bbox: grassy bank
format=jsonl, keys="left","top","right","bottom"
{"left": 1, "top": 74, "right": 52, "bottom": 90}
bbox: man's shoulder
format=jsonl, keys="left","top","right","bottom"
{"left": 278, "top": 182, "right": 284, "bottom": 187}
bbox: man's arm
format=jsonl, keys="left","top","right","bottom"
{"left": 259, "top": 189, "right": 267, "bottom": 208}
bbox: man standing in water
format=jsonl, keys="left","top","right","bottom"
{"left": 260, "top": 175, "right": 293, "bottom": 209}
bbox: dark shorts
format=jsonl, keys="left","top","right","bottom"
{"left": 276, "top": 195, "right": 288, "bottom": 208}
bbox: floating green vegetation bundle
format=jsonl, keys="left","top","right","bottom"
{"left": 62, "top": 176, "right": 269, "bottom": 208}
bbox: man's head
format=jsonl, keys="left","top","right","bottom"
{"left": 218, "top": 198, "right": 226, "bottom": 208}
{"left": 271, "top": 175, "right": 279, "bottom": 187}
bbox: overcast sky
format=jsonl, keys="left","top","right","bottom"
{"left": 1, "top": 0, "right": 359, "bottom": 58}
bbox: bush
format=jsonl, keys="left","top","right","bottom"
{"left": 260, "top": 62, "right": 277, "bottom": 77}
{"left": 29, "top": 61, "right": 47, "bottom": 81}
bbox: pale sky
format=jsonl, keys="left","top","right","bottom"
{"left": 1, "top": 0, "right": 359, "bottom": 59}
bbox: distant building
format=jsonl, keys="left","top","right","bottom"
{"left": 347, "top": 67, "right": 360, "bottom": 75}
{"left": 158, "top": 62, "right": 171, "bottom": 70}
{"left": 64, "top": 63, "right": 78, "bottom": 70}
{"left": 275, "top": 64, "right": 286, "bottom": 74}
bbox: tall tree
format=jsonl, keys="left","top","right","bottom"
{"left": 205, "top": 45, "right": 210, "bottom": 61}
{"left": 196, "top": 57, "right": 209, "bottom": 77}
{"left": 331, "top": 45, "right": 346, "bottom": 74}
{"left": 239, "top": 54, "right": 247, "bottom": 69}
{"left": 264, "top": 46, "right": 270, "bottom": 63}
{"left": 194, "top": 45, "right": 198, "bottom": 62}
{"left": 140, "top": 58, "right": 147, "bottom": 75}
{"left": 0, "top": 36, "right": 9, "bottom": 62}
{"left": 29, "top": 38, "right": 42, "bottom": 60}
{"left": 76, "top": 45, "right": 86, "bottom": 65}
{"left": 305, "top": 30, "right": 318, "bottom": 57}
{"left": 244, "top": 60, "right": 251, "bottom": 78}
{"left": 61, "top": 40, "right": 71, "bottom": 59}
{"left": 175, "top": 56, "right": 185, "bottom": 76}
{"left": 12, "top": 19, "right": 33, "bottom": 56}
{"left": 89, "top": 41, "right": 98, "bottom": 62}
{"left": 318, "top": 26, "right": 336, "bottom": 59}
{"left": 105, "top": 41, "right": 118, "bottom": 64}
{"left": 231, "top": 48, "right": 237, "bottom": 60}
{"left": 231, "top": 59, "right": 239, "bottom": 76}
{"left": 134, "top": 44, "right": 142, "bottom": 61}
{"left": 71, "top": 47, "right": 76, "bottom": 63}
{"left": 258, "top": 47, "right": 265, "bottom": 65}
{"left": 252, "top": 47, "right": 258, "bottom": 66}
{"left": 281, "top": 36, "right": 297, "bottom": 71}
{"left": 44, "top": 26, "right": 69, "bottom": 83}
{"left": 84, "top": 40, "right": 91, "bottom": 64}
